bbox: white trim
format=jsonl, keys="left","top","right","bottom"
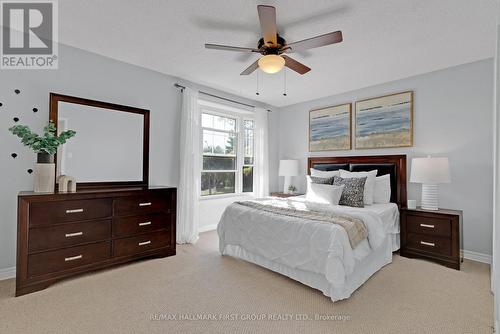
{"left": 0, "top": 266, "right": 15, "bottom": 281}
{"left": 199, "top": 224, "right": 218, "bottom": 233}
{"left": 461, "top": 250, "right": 492, "bottom": 264}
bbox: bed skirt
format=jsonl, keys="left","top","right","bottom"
{"left": 221, "top": 234, "right": 397, "bottom": 302}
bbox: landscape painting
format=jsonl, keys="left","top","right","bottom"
{"left": 309, "top": 103, "right": 352, "bottom": 151}
{"left": 355, "top": 91, "right": 413, "bottom": 149}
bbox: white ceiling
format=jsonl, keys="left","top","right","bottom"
{"left": 59, "top": 0, "right": 498, "bottom": 107}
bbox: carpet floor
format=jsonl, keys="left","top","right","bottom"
{"left": 0, "top": 231, "right": 493, "bottom": 334}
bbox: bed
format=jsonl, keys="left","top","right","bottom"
{"left": 217, "top": 155, "right": 407, "bottom": 302}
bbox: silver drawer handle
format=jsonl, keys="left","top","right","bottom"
{"left": 65, "top": 255, "right": 83, "bottom": 262}
{"left": 420, "top": 241, "right": 435, "bottom": 247}
{"left": 66, "top": 208, "right": 84, "bottom": 214}
{"left": 139, "top": 202, "right": 152, "bottom": 207}
{"left": 65, "top": 231, "right": 83, "bottom": 238}
{"left": 138, "top": 240, "right": 151, "bottom": 246}
{"left": 139, "top": 221, "right": 152, "bottom": 226}
{"left": 420, "top": 224, "right": 435, "bottom": 228}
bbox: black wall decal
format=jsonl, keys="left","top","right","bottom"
{"left": 11, "top": 153, "right": 17, "bottom": 158}
{"left": 27, "top": 169, "right": 33, "bottom": 174}
{"left": 13, "top": 117, "right": 19, "bottom": 122}
{"left": 33, "top": 107, "right": 38, "bottom": 113}
{"left": 14, "top": 89, "right": 20, "bottom": 94}
{"left": 0, "top": 102, "right": 3, "bottom": 107}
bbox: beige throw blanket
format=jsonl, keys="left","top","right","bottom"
{"left": 236, "top": 201, "right": 368, "bottom": 248}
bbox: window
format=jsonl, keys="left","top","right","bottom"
{"left": 201, "top": 111, "right": 255, "bottom": 197}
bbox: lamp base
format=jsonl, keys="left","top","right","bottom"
{"left": 421, "top": 184, "right": 438, "bottom": 210}
{"left": 283, "top": 176, "right": 291, "bottom": 194}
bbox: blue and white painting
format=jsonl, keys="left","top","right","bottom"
{"left": 309, "top": 103, "right": 351, "bottom": 151}
{"left": 355, "top": 91, "right": 413, "bottom": 149}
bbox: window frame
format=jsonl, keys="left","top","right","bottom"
{"left": 199, "top": 105, "right": 255, "bottom": 199}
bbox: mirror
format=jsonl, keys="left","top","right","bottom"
{"left": 50, "top": 93, "right": 149, "bottom": 188}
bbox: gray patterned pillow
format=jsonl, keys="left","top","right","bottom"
{"left": 310, "top": 176, "right": 334, "bottom": 184}
{"left": 333, "top": 176, "right": 367, "bottom": 208}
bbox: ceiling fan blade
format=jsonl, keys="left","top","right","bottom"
{"left": 240, "top": 60, "right": 260, "bottom": 75}
{"left": 284, "top": 31, "right": 343, "bottom": 52}
{"left": 257, "top": 5, "right": 277, "bottom": 46}
{"left": 282, "top": 55, "right": 311, "bottom": 75}
{"left": 205, "top": 44, "right": 259, "bottom": 52}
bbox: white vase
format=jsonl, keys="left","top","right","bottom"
{"left": 34, "top": 153, "right": 55, "bottom": 193}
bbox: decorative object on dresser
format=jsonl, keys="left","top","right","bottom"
{"left": 58, "top": 175, "right": 77, "bottom": 192}
{"left": 355, "top": 91, "right": 413, "bottom": 149}
{"left": 278, "top": 159, "right": 300, "bottom": 194}
{"left": 16, "top": 187, "right": 176, "bottom": 296}
{"left": 9, "top": 121, "right": 76, "bottom": 192}
{"left": 309, "top": 103, "right": 352, "bottom": 151}
{"left": 270, "top": 192, "right": 303, "bottom": 198}
{"left": 410, "top": 156, "right": 451, "bottom": 210}
{"left": 400, "top": 207, "right": 462, "bottom": 270}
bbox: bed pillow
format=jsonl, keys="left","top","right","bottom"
{"left": 339, "top": 170, "right": 377, "bottom": 205}
{"left": 310, "top": 176, "right": 334, "bottom": 184}
{"left": 310, "top": 168, "right": 340, "bottom": 179}
{"left": 306, "top": 176, "right": 344, "bottom": 205}
{"left": 332, "top": 176, "right": 367, "bottom": 208}
{"left": 373, "top": 174, "right": 391, "bottom": 204}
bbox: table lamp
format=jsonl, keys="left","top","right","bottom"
{"left": 410, "top": 156, "right": 451, "bottom": 210}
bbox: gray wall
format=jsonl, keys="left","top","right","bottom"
{"left": 0, "top": 44, "right": 264, "bottom": 272}
{"left": 270, "top": 59, "right": 494, "bottom": 256}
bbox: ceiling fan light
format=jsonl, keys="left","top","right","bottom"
{"left": 258, "top": 55, "right": 285, "bottom": 74}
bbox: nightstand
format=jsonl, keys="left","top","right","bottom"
{"left": 400, "top": 207, "right": 463, "bottom": 270}
{"left": 270, "top": 192, "right": 303, "bottom": 198}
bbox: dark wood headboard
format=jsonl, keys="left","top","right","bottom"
{"left": 307, "top": 155, "right": 407, "bottom": 208}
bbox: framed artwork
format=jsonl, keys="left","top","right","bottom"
{"left": 355, "top": 91, "right": 413, "bottom": 149}
{"left": 309, "top": 103, "right": 352, "bottom": 152}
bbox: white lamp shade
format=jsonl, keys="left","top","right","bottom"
{"left": 410, "top": 157, "right": 451, "bottom": 184}
{"left": 279, "top": 159, "right": 299, "bottom": 176}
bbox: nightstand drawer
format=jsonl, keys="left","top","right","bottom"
{"left": 407, "top": 233, "right": 451, "bottom": 256}
{"left": 406, "top": 215, "right": 451, "bottom": 237}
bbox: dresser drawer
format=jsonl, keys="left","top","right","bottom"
{"left": 113, "top": 231, "right": 170, "bottom": 257}
{"left": 114, "top": 196, "right": 168, "bottom": 216}
{"left": 406, "top": 214, "right": 451, "bottom": 237}
{"left": 113, "top": 213, "right": 170, "bottom": 237}
{"left": 30, "top": 199, "right": 112, "bottom": 226}
{"left": 28, "top": 242, "right": 111, "bottom": 277}
{"left": 406, "top": 233, "right": 451, "bottom": 256}
{"left": 29, "top": 220, "right": 111, "bottom": 253}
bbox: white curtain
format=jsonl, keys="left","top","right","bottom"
{"left": 177, "top": 88, "right": 200, "bottom": 244}
{"left": 254, "top": 107, "right": 270, "bottom": 198}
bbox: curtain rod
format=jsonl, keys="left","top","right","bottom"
{"left": 174, "top": 83, "right": 256, "bottom": 109}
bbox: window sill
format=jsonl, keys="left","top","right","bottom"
{"left": 199, "top": 193, "right": 254, "bottom": 201}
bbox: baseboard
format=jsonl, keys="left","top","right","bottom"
{"left": 0, "top": 266, "right": 15, "bottom": 281}
{"left": 461, "top": 249, "right": 492, "bottom": 264}
{"left": 199, "top": 224, "right": 218, "bottom": 233}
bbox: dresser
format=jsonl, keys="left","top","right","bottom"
{"left": 400, "top": 207, "right": 462, "bottom": 270}
{"left": 16, "top": 186, "right": 176, "bottom": 296}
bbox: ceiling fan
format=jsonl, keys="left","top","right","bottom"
{"left": 204, "top": 5, "right": 343, "bottom": 75}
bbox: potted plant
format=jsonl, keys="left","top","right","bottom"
{"left": 288, "top": 185, "right": 297, "bottom": 194}
{"left": 9, "top": 121, "right": 76, "bottom": 192}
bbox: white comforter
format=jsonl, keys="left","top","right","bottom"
{"left": 217, "top": 197, "right": 398, "bottom": 288}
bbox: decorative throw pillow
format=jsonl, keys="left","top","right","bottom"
{"left": 309, "top": 176, "right": 334, "bottom": 184}
{"left": 333, "top": 176, "right": 367, "bottom": 208}
{"left": 310, "top": 168, "right": 340, "bottom": 179}
{"left": 306, "top": 176, "right": 345, "bottom": 205}
{"left": 339, "top": 170, "right": 377, "bottom": 205}
{"left": 373, "top": 174, "right": 391, "bottom": 204}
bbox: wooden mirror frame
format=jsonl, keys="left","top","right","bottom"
{"left": 49, "top": 93, "right": 150, "bottom": 189}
